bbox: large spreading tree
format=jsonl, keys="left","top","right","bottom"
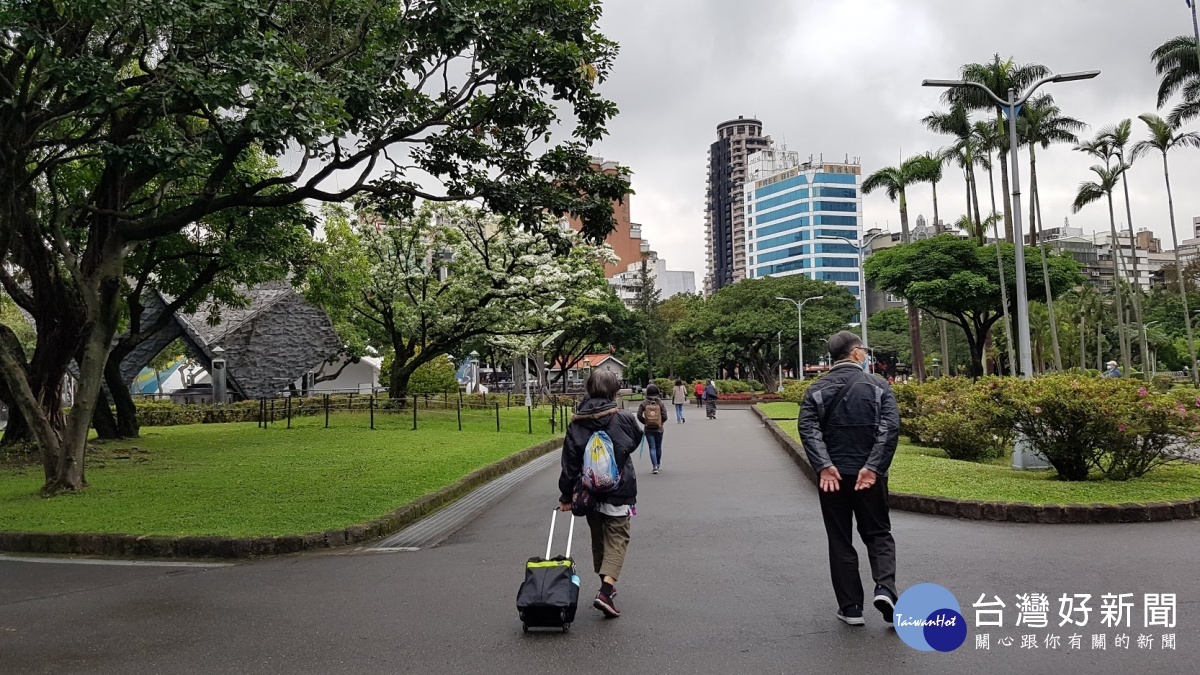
{"left": 865, "top": 235, "right": 1081, "bottom": 378}
{"left": 306, "top": 203, "right": 613, "bottom": 399}
{"left": 0, "top": 0, "right": 627, "bottom": 493}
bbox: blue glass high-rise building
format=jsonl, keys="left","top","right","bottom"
{"left": 743, "top": 149, "right": 862, "bottom": 306}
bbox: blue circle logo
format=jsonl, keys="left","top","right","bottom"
{"left": 894, "top": 583, "right": 966, "bottom": 652}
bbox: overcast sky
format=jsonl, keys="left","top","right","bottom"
{"left": 588, "top": 0, "right": 1200, "bottom": 277}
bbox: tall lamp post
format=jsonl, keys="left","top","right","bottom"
{"left": 817, "top": 230, "right": 887, "bottom": 365}
{"left": 776, "top": 295, "right": 824, "bottom": 380}
{"left": 922, "top": 70, "right": 1100, "bottom": 378}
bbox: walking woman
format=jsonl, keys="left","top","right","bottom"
{"left": 558, "top": 370, "right": 640, "bottom": 618}
{"left": 704, "top": 379, "right": 718, "bottom": 420}
{"left": 671, "top": 379, "right": 688, "bottom": 424}
{"left": 637, "top": 384, "right": 669, "bottom": 473}
{"left": 694, "top": 380, "right": 704, "bottom": 408}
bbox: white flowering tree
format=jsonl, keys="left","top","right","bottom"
{"left": 307, "top": 204, "right": 612, "bottom": 398}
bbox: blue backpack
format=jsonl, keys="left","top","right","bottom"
{"left": 581, "top": 430, "right": 621, "bottom": 493}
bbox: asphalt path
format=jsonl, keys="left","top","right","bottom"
{"left": 1, "top": 408, "right": 1197, "bottom": 674}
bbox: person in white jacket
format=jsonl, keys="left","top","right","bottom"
{"left": 670, "top": 379, "right": 688, "bottom": 424}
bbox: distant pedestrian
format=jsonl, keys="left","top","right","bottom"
{"left": 558, "top": 370, "right": 640, "bottom": 619}
{"left": 694, "top": 380, "right": 704, "bottom": 408}
{"left": 671, "top": 379, "right": 688, "bottom": 424}
{"left": 703, "top": 379, "right": 718, "bottom": 419}
{"left": 1102, "top": 360, "right": 1122, "bottom": 378}
{"left": 798, "top": 331, "right": 900, "bottom": 627}
{"left": 637, "top": 384, "right": 669, "bottom": 473}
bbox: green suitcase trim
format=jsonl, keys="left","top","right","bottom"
{"left": 527, "top": 560, "right": 573, "bottom": 569}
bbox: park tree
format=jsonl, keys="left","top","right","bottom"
{"left": 676, "top": 276, "right": 856, "bottom": 391}
{"left": 306, "top": 203, "right": 612, "bottom": 399}
{"left": 0, "top": 0, "right": 626, "bottom": 493}
{"left": 865, "top": 235, "right": 1081, "bottom": 378}
{"left": 544, "top": 286, "right": 635, "bottom": 392}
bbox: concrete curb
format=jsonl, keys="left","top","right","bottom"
{"left": 0, "top": 438, "right": 562, "bottom": 559}
{"left": 751, "top": 407, "right": 1200, "bottom": 524}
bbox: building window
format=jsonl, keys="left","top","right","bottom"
{"left": 737, "top": 125, "right": 745, "bottom": 134}
{"left": 812, "top": 201, "right": 858, "bottom": 213}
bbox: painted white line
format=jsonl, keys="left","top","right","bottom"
{"left": 0, "top": 555, "right": 234, "bottom": 568}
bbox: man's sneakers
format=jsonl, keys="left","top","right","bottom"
{"left": 873, "top": 587, "right": 896, "bottom": 625}
{"left": 836, "top": 605, "right": 866, "bottom": 626}
{"left": 594, "top": 590, "right": 620, "bottom": 618}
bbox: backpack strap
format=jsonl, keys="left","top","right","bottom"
{"left": 819, "top": 368, "right": 868, "bottom": 431}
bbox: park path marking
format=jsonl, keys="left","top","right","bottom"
{"left": 374, "top": 447, "right": 560, "bottom": 551}
{"left": 0, "top": 554, "right": 234, "bottom": 568}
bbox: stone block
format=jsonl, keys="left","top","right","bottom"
{"left": 957, "top": 500, "right": 984, "bottom": 520}
{"left": 1146, "top": 503, "right": 1174, "bottom": 522}
{"left": 1117, "top": 503, "right": 1149, "bottom": 523}
{"left": 1007, "top": 503, "right": 1038, "bottom": 523}
{"left": 981, "top": 502, "right": 1008, "bottom": 522}
{"left": 1035, "top": 506, "right": 1064, "bottom": 524}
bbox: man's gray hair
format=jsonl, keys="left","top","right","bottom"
{"left": 827, "top": 330, "right": 864, "bottom": 362}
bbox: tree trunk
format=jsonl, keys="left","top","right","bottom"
{"left": 1162, "top": 151, "right": 1199, "bottom": 385}
{"left": 1119, "top": 170, "right": 1151, "bottom": 381}
{"left": 1079, "top": 314, "right": 1086, "bottom": 372}
{"left": 91, "top": 388, "right": 119, "bottom": 440}
{"left": 899, "top": 190, "right": 925, "bottom": 382}
{"left": 1030, "top": 150, "right": 1062, "bottom": 371}
{"left": 985, "top": 155, "right": 1017, "bottom": 375}
{"left": 109, "top": 360, "right": 140, "bottom": 438}
{"left": 1106, "top": 193, "right": 1132, "bottom": 374}
{"left": 997, "top": 122, "right": 1014, "bottom": 243}
{"left": 939, "top": 320, "right": 951, "bottom": 377}
{"left": 968, "top": 165, "right": 984, "bottom": 245}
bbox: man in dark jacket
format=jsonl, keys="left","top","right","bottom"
{"left": 558, "top": 370, "right": 641, "bottom": 618}
{"left": 799, "top": 331, "right": 900, "bottom": 627}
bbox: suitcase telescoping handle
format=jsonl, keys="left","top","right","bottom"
{"left": 546, "top": 508, "right": 575, "bottom": 559}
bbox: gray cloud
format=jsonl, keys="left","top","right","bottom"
{"left": 592, "top": 0, "right": 1200, "bottom": 276}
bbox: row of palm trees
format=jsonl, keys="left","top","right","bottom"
{"left": 866, "top": 40, "right": 1200, "bottom": 382}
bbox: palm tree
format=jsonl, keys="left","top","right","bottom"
{"left": 863, "top": 155, "right": 934, "bottom": 382}
{"left": 1152, "top": 35, "right": 1200, "bottom": 126}
{"left": 917, "top": 151, "right": 953, "bottom": 375}
{"left": 946, "top": 55, "right": 1050, "bottom": 243}
{"left": 1100, "top": 120, "right": 1151, "bottom": 381}
{"left": 1072, "top": 161, "right": 1133, "bottom": 376}
{"left": 923, "top": 104, "right": 983, "bottom": 241}
{"left": 971, "top": 118, "right": 1017, "bottom": 375}
{"left": 1132, "top": 113, "right": 1200, "bottom": 384}
{"left": 1019, "top": 94, "right": 1086, "bottom": 372}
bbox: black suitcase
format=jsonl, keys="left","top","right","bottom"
{"left": 516, "top": 509, "right": 580, "bottom": 632}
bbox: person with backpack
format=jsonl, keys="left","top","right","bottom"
{"left": 703, "top": 379, "right": 718, "bottom": 419}
{"left": 694, "top": 381, "right": 704, "bottom": 408}
{"left": 798, "top": 331, "right": 901, "bottom": 628}
{"left": 671, "top": 379, "right": 688, "bottom": 424}
{"left": 558, "top": 370, "right": 641, "bottom": 619}
{"left": 636, "top": 383, "right": 669, "bottom": 473}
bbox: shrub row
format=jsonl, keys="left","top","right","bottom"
{"left": 893, "top": 376, "right": 1200, "bottom": 481}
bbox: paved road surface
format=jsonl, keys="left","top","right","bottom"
{"left": 2, "top": 409, "right": 1197, "bottom": 674}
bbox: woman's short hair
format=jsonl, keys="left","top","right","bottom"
{"left": 645, "top": 383, "right": 661, "bottom": 398}
{"left": 586, "top": 370, "right": 621, "bottom": 401}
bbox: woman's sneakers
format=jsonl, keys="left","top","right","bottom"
{"left": 652, "top": 466, "right": 659, "bottom": 474}
{"left": 837, "top": 605, "right": 866, "bottom": 626}
{"left": 594, "top": 588, "right": 620, "bottom": 618}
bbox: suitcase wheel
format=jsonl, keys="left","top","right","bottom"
{"left": 562, "top": 623, "right": 570, "bottom": 633}
{"left": 522, "top": 623, "right": 529, "bottom": 633}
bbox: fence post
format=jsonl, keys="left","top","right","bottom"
{"left": 458, "top": 389, "right": 463, "bottom": 408}
{"left": 550, "top": 399, "right": 556, "bottom": 435}
{"left": 324, "top": 394, "right": 330, "bottom": 428}
{"left": 495, "top": 402, "right": 500, "bottom": 432}
{"left": 412, "top": 394, "right": 418, "bottom": 431}
{"left": 527, "top": 404, "right": 532, "bottom": 434}
{"left": 370, "top": 395, "right": 375, "bottom": 430}
{"left": 286, "top": 396, "right": 292, "bottom": 429}
{"left": 507, "top": 392, "right": 511, "bottom": 408}
{"left": 457, "top": 402, "right": 462, "bottom": 431}
{"left": 348, "top": 393, "right": 354, "bottom": 412}
{"left": 258, "top": 397, "right": 263, "bottom": 428}
{"left": 270, "top": 398, "right": 275, "bottom": 425}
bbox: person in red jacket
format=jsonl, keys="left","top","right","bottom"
{"left": 693, "top": 380, "right": 704, "bottom": 408}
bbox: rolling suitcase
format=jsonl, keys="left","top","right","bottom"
{"left": 516, "top": 509, "right": 580, "bottom": 632}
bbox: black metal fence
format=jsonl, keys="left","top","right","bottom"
{"left": 253, "top": 392, "right": 584, "bottom": 434}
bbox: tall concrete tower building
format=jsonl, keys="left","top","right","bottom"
{"left": 704, "top": 117, "right": 770, "bottom": 294}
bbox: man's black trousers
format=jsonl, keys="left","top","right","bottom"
{"left": 817, "top": 473, "right": 898, "bottom": 611}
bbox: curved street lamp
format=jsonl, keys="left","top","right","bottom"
{"left": 776, "top": 295, "right": 824, "bottom": 380}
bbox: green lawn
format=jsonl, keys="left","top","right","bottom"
{"left": 758, "top": 401, "right": 800, "bottom": 420}
{"left": 0, "top": 411, "right": 556, "bottom": 538}
{"left": 766, "top": 407, "right": 1200, "bottom": 505}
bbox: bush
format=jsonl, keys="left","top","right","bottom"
{"left": 911, "top": 380, "right": 1012, "bottom": 462}
{"left": 745, "top": 379, "right": 763, "bottom": 392}
{"left": 713, "top": 379, "right": 752, "bottom": 394}
{"left": 993, "top": 376, "right": 1198, "bottom": 481}
{"left": 651, "top": 378, "right": 675, "bottom": 396}
{"left": 134, "top": 400, "right": 263, "bottom": 426}
{"left": 781, "top": 380, "right": 813, "bottom": 404}
{"left": 1151, "top": 374, "right": 1174, "bottom": 393}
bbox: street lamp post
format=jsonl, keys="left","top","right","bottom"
{"left": 817, "top": 231, "right": 887, "bottom": 363}
{"left": 923, "top": 70, "right": 1100, "bottom": 379}
{"left": 776, "top": 295, "right": 824, "bottom": 380}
